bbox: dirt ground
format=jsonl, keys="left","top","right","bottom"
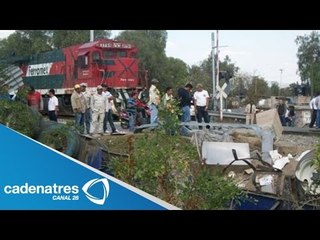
{"left": 96, "top": 130, "right": 319, "bottom": 162}
{"left": 99, "top": 133, "right": 135, "bottom": 155}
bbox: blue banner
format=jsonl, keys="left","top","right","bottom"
{"left": 0, "top": 124, "right": 178, "bottom": 210}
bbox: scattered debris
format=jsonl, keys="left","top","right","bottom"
{"left": 202, "top": 142, "right": 250, "bottom": 165}
{"left": 258, "top": 175, "right": 273, "bottom": 186}
{"left": 245, "top": 168, "right": 254, "bottom": 175}
{"left": 228, "top": 171, "right": 236, "bottom": 178}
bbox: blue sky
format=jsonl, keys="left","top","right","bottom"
{"left": 1, "top": 30, "right": 314, "bottom": 87}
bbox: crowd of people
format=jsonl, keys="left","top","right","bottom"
{"left": 11, "top": 83, "right": 122, "bottom": 137}
{"left": 107, "top": 80, "right": 211, "bottom": 133}
{"left": 69, "top": 83, "right": 121, "bottom": 136}
{"left": 145, "top": 80, "right": 211, "bottom": 132}
{"left": 5, "top": 79, "right": 315, "bottom": 135}
{"left": 0, "top": 80, "right": 225, "bottom": 135}
{"left": 40, "top": 84, "right": 320, "bottom": 132}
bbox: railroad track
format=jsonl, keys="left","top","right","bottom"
{"left": 57, "top": 113, "right": 319, "bottom": 136}
{"left": 282, "top": 126, "right": 320, "bottom": 135}
{"left": 208, "top": 111, "right": 246, "bottom": 119}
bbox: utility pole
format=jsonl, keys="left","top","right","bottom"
{"left": 90, "top": 30, "right": 94, "bottom": 42}
{"left": 216, "top": 30, "right": 220, "bottom": 90}
{"left": 279, "top": 69, "right": 283, "bottom": 96}
{"left": 211, "top": 31, "right": 227, "bottom": 120}
{"left": 212, "top": 32, "right": 215, "bottom": 110}
{"left": 215, "top": 30, "right": 224, "bottom": 121}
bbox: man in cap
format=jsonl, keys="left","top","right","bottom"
{"left": 80, "top": 82, "right": 92, "bottom": 134}
{"left": 91, "top": 85, "right": 106, "bottom": 136}
{"left": 27, "top": 85, "right": 43, "bottom": 113}
{"left": 71, "top": 84, "right": 86, "bottom": 132}
{"left": 101, "top": 84, "right": 119, "bottom": 134}
{"left": 148, "top": 78, "right": 160, "bottom": 124}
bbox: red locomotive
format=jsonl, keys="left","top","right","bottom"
{"left": 12, "top": 38, "right": 146, "bottom": 115}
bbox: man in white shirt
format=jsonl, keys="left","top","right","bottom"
{"left": 193, "top": 83, "right": 210, "bottom": 129}
{"left": 315, "top": 93, "right": 320, "bottom": 128}
{"left": 47, "top": 89, "right": 59, "bottom": 122}
{"left": 91, "top": 85, "right": 106, "bottom": 136}
{"left": 148, "top": 78, "right": 161, "bottom": 124}
{"left": 102, "top": 84, "right": 118, "bottom": 134}
{"left": 309, "top": 92, "right": 319, "bottom": 128}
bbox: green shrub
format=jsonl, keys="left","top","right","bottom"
{"left": 109, "top": 131, "right": 243, "bottom": 209}
{"left": 0, "top": 99, "right": 41, "bottom": 138}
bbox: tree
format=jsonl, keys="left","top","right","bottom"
{"left": 228, "top": 72, "right": 251, "bottom": 106}
{"left": 51, "top": 30, "right": 111, "bottom": 48}
{"left": 270, "top": 81, "right": 280, "bottom": 96}
{"left": 162, "top": 57, "right": 188, "bottom": 91}
{"left": 0, "top": 30, "right": 111, "bottom": 58}
{"left": 187, "top": 64, "right": 211, "bottom": 91}
{"left": 190, "top": 55, "right": 239, "bottom": 96}
{"left": 17, "top": 30, "right": 52, "bottom": 53}
{"left": 281, "top": 86, "right": 293, "bottom": 97}
{"left": 245, "top": 75, "right": 270, "bottom": 103}
{"left": 219, "top": 55, "right": 239, "bottom": 79}
{"left": 296, "top": 31, "right": 320, "bottom": 96}
{"left": 115, "top": 30, "right": 169, "bottom": 89}
{"left": 0, "top": 31, "right": 51, "bottom": 58}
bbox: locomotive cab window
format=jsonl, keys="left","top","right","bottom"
{"left": 78, "top": 50, "right": 89, "bottom": 69}
{"left": 78, "top": 55, "right": 89, "bottom": 69}
{"left": 104, "top": 50, "right": 115, "bottom": 58}
{"left": 118, "top": 51, "right": 127, "bottom": 57}
{"left": 92, "top": 51, "right": 101, "bottom": 63}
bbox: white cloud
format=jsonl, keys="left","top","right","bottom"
{"left": 166, "top": 41, "right": 177, "bottom": 49}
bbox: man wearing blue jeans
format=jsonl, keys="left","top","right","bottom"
{"left": 71, "top": 84, "right": 86, "bottom": 133}
{"left": 102, "top": 84, "right": 119, "bottom": 134}
{"left": 178, "top": 83, "right": 193, "bottom": 135}
{"left": 148, "top": 79, "right": 161, "bottom": 124}
{"left": 193, "top": 83, "right": 210, "bottom": 129}
{"left": 80, "top": 83, "right": 92, "bottom": 134}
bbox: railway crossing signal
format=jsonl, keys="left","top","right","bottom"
{"left": 216, "top": 83, "right": 228, "bottom": 100}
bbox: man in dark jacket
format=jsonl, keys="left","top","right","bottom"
{"left": 178, "top": 83, "right": 193, "bottom": 135}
